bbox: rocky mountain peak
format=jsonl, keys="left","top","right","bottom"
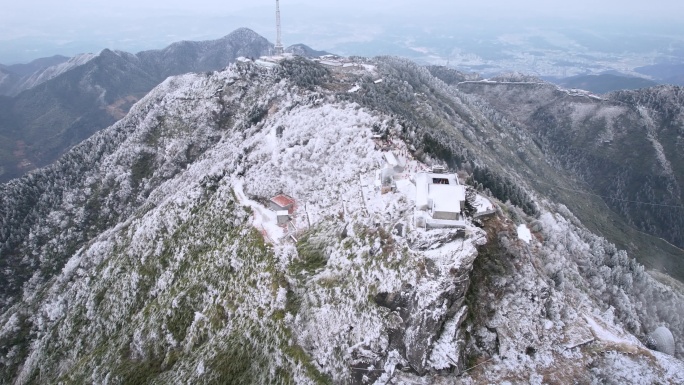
{"left": 0, "top": 56, "right": 682, "bottom": 384}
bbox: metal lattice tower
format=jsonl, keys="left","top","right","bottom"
{"left": 274, "top": 0, "right": 284, "bottom": 55}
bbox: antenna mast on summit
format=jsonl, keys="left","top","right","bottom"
{"left": 274, "top": 0, "right": 284, "bottom": 55}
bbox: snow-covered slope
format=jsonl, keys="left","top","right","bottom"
{"left": 0, "top": 68, "right": 9, "bottom": 87}
{"left": 0, "top": 57, "right": 682, "bottom": 384}
{"left": 456, "top": 78, "right": 684, "bottom": 257}
{"left": 12, "top": 53, "right": 97, "bottom": 92}
{"left": 0, "top": 55, "right": 71, "bottom": 96}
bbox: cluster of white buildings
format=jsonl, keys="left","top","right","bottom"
{"left": 314, "top": 55, "right": 360, "bottom": 68}
{"left": 375, "top": 150, "right": 470, "bottom": 230}
{"left": 265, "top": 148, "right": 487, "bottom": 243}
{"left": 414, "top": 167, "right": 467, "bottom": 229}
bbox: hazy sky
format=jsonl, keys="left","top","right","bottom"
{"left": 2, "top": 1, "right": 684, "bottom": 63}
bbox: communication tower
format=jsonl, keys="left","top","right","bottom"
{"left": 274, "top": 0, "right": 284, "bottom": 55}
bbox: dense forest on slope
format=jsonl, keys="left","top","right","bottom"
{"left": 455, "top": 80, "right": 684, "bottom": 257}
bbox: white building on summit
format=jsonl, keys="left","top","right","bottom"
{"left": 414, "top": 168, "right": 466, "bottom": 229}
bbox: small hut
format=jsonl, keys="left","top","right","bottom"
{"left": 270, "top": 194, "right": 295, "bottom": 214}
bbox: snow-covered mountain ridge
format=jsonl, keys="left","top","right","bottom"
{"left": 2, "top": 53, "right": 97, "bottom": 95}
{"left": 0, "top": 28, "right": 334, "bottom": 184}
{"left": 0, "top": 57, "right": 682, "bottom": 384}
{"left": 0, "top": 28, "right": 273, "bottom": 183}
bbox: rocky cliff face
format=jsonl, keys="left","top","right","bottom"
{"left": 0, "top": 57, "right": 682, "bottom": 384}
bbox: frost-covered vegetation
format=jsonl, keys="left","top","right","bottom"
{"left": 455, "top": 202, "right": 684, "bottom": 384}
{"left": 0, "top": 56, "right": 683, "bottom": 384}
{"left": 456, "top": 79, "right": 684, "bottom": 261}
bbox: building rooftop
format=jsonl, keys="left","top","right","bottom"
{"left": 429, "top": 184, "right": 465, "bottom": 213}
{"left": 385, "top": 152, "right": 398, "bottom": 165}
{"left": 271, "top": 194, "right": 295, "bottom": 208}
{"left": 415, "top": 172, "right": 461, "bottom": 210}
{"left": 426, "top": 172, "right": 458, "bottom": 185}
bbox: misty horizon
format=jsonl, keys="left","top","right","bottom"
{"left": 2, "top": 1, "right": 684, "bottom": 64}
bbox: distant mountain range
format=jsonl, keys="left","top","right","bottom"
{"left": 0, "top": 55, "right": 71, "bottom": 96}
{"left": 545, "top": 74, "right": 660, "bottom": 94}
{"left": 635, "top": 63, "right": 684, "bottom": 86}
{"left": 0, "top": 28, "right": 326, "bottom": 182}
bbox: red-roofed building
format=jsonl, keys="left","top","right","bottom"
{"left": 270, "top": 194, "right": 296, "bottom": 214}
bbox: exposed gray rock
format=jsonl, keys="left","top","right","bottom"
{"left": 375, "top": 259, "right": 472, "bottom": 374}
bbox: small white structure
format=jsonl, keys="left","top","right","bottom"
{"left": 384, "top": 151, "right": 405, "bottom": 173}
{"left": 414, "top": 170, "right": 466, "bottom": 229}
{"left": 376, "top": 166, "right": 396, "bottom": 194}
{"left": 473, "top": 194, "right": 496, "bottom": 218}
{"left": 430, "top": 184, "right": 463, "bottom": 220}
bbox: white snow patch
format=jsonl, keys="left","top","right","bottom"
{"left": 583, "top": 314, "right": 636, "bottom": 345}
{"left": 361, "top": 64, "right": 377, "bottom": 72}
{"left": 60, "top": 253, "right": 83, "bottom": 280}
{"left": 517, "top": 224, "right": 532, "bottom": 243}
{"left": 395, "top": 179, "right": 417, "bottom": 203}
{"left": 275, "top": 287, "right": 288, "bottom": 310}
{"left": 474, "top": 194, "right": 495, "bottom": 214}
